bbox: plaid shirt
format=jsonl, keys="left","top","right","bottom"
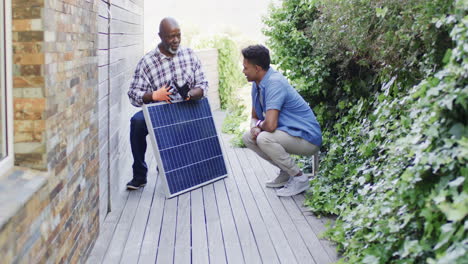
{"left": 127, "top": 46, "right": 208, "bottom": 107}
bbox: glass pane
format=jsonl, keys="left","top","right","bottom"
{"left": 0, "top": 1, "right": 5, "bottom": 161}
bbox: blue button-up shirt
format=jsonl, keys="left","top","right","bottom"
{"left": 252, "top": 68, "right": 322, "bottom": 146}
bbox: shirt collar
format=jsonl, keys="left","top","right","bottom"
{"left": 154, "top": 46, "right": 181, "bottom": 61}
{"left": 257, "top": 67, "right": 274, "bottom": 89}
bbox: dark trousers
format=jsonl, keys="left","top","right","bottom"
{"left": 130, "top": 111, "right": 148, "bottom": 182}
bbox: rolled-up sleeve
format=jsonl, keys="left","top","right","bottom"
{"left": 128, "top": 61, "right": 153, "bottom": 107}
{"left": 192, "top": 55, "right": 208, "bottom": 97}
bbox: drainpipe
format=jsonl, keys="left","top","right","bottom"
{"left": 106, "top": 1, "right": 112, "bottom": 213}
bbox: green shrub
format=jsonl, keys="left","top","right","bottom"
{"left": 195, "top": 35, "right": 247, "bottom": 109}
{"left": 195, "top": 34, "right": 250, "bottom": 146}
{"left": 264, "top": 0, "right": 467, "bottom": 262}
{"left": 263, "top": 0, "right": 454, "bottom": 131}
{"left": 222, "top": 103, "right": 248, "bottom": 147}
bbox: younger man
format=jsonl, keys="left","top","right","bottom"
{"left": 241, "top": 45, "right": 322, "bottom": 196}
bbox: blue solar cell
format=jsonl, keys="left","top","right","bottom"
{"left": 143, "top": 98, "right": 228, "bottom": 197}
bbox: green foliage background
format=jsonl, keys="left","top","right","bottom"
{"left": 195, "top": 35, "right": 249, "bottom": 146}
{"left": 264, "top": 0, "right": 467, "bottom": 263}
{"left": 195, "top": 35, "right": 247, "bottom": 109}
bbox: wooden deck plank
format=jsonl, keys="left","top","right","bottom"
{"left": 246, "top": 134, "right": 339, "bottom": 263}
{"left": 216, "top": 133, "right": 263, "bottom": 263}
{"left": 202, "top": 184, "right": 227, "bottom": 264}
{"left": 102, "top": 152, "right": 158, "bottom": 264}
{"left": 221, "top": 138, "right": 280, "bottom": 264}
{"left": 102, "top": 190, "right": 142, "bottom": 264}
{"left": 173, "top": 192, "right": 191, "bottom": 264}
{"left": 87, "top": 151, "right": 135, "bottom": 264}
{"left": 242, "top": 147, "right": 319, "bottom": 264}
{"left": 235, "top": 148, "right": 301, "bottom": 264}
{"left": 212, "top": 179, "right": 245, "bottom": 263}
{"left": 89, "top": 110, "right": 338, "bottom": 264}
{"left": 190, "top": 188, "right": 209, "bottom": 264}
{"left": 279, "top": 197, "right": 332, "bottom": 264}
{"left": 155, "top": 195, "right": 178, "bottom": 264}
{"left": 255, "top": 153, "right": 336, "bottom": 264}
{"left": 87, "top": 191, "right": 129, "bottom": 264}
{"left": 292, "top": 195, "right": 340, "bottom": 262}
{"left": 137, "top": 169, "right": 166, "bottom": 264}
{"left": 119, "top": 160, "right": 159, "bottom": 264}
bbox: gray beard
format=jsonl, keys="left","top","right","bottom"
{"left": 168, "top": 46, "right": 178, "bottom": 54}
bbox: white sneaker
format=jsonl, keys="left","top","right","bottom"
{"left": 276, "top": 175, "right": 309, "bottom": 197}
{"left": 265, "top": 171, "right": 290, "bottom": 188}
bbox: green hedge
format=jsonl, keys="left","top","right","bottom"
{"left": 195, "top": 34, "right": 249, "bottom": 146}
{"left": 264, "top": 0, "right": 454, "bottom": 131}
{"left": 264, "top": 0, "right": 467, "bottom": 263}
{"left": 195, "top": 35, "right": 246, "bottom": 109}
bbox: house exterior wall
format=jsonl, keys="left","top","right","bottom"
{"left": 12, "top": 0, "right": 46, "bottom": 169}
{"left": 0, "top": 0, "right": 144, "bottom": 263}
{"left": 0, "top": 0, "right": 222, "bottom": 262}
{"left": 97, "top": 0, "right": 144, "bottom": 227}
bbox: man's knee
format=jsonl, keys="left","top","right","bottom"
{"left": 242, "top": 131, "right": 253, "bottom": 147}
{"left": 256, "top": 131, "right": 273, "bottom": 147}
{"left": 130, "top": 112, "right": 146, "bottom": 128}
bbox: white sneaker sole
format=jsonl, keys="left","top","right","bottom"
{"left": 126, "top": 183, "right": 146, "bottom": 190}
{"left": 267, "top": 173, "right": 313, "bottom": 189}
{"left": 276, "top": 184, "right": 309, "bottom": 197}
{"left": 265, "top": 181, "right": 289, "bottom": 188}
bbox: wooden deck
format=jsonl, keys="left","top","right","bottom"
{"left": 87, "top": 111, "right": 338, "bottom": 264}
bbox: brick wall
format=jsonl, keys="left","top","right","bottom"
{"left": 12, "top": 0, "right": 46, "bottom": 169}
{"left": 0, "top": 0, "right": 143, "bottom": 263}
{"left": 2, "top": 0, "right": 219, "bottom": 261}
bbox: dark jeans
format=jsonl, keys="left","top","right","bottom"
{"left": 130, "top": 111, "right": 148, "bottom": 182}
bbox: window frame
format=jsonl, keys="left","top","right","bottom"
{"left": 0, "top": 0, "right": 13, "bottom": 174}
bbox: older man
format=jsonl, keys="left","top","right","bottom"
{"left": 126, "top": 17, "right": 208, "bottom": 190}
{"left": 242, "top": 45, "right": 322, "bottom": 196}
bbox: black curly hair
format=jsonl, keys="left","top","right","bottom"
{"left": 241, "top": 45, "right": 270, "bottom": 71}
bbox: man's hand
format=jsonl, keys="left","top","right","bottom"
{"left": 152, "top": 84, "right": 172, "bottom": 103}
{"left": 250, "top": 127, "right": 261, "bottom": 140}
{"left": 174, "top": 82, "right": 191, "bottom": 100}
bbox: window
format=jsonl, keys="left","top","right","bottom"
{"left": 0, "top": 0, "right": 13, "bottom": 174}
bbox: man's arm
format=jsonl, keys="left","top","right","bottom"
{"left": 128, "top": 60, "right": 173, "bottom": 105}
{"left": 142, "top": 92, "right": 153, "bottom": 104}
{"left": 258, "top": 109, "right": 279, "bottom": 132}
{"left": 128, "top": 61, "right": 153, "bottom": 107}
{"left": 188, "top": 87, "right": 204, "bottom": 100}
{"left": 257, "top": 79, "right": 284, "bottom": 132}
{"left": 250, "top": 107, "right": 261, "bottom": 139}
{"left": 250, "top": 107, "right": 259, "bottom": 127}
{"left": 190, "top": 53, "right": 208, "bottom": 100}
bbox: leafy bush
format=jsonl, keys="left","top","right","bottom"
{"left": 264, "top": 0, "right": 454, "bottom": 131}
{"left": 264, "top": 0, "right": 467, "bottom": 263}
{"left": 195, "top": 34, "right": 250, "bottom": 146}
{"left": 194, "top": 35, "right": 247, "bottom": 109}
{"left": 222, "top": 101, "right": 248, "bottom": 147}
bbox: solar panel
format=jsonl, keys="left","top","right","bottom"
{"left": 142, "top": 98, "right": 228, "bottom": 198}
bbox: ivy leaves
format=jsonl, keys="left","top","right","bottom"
{"left": 195, "top": 35, "right": 246, "bottom": 110}
{"left": 265, "top": 0, "right": 467, "bottom": 263}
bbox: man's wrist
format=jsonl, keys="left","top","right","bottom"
{"left": 256, "top": 119, "right": 263, "bottom": 129}
{"left": 187, "top": 90, "right": 193, "bottom": 100}
{"left": 142, "top": 92, "right": 153, "bottom": 104}
{"left": 190, "top": 88, "right": 205, "bottom": 100}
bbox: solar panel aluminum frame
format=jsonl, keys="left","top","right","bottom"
{"left": 142, "top": 99, "right": 228, "bottom": 198}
